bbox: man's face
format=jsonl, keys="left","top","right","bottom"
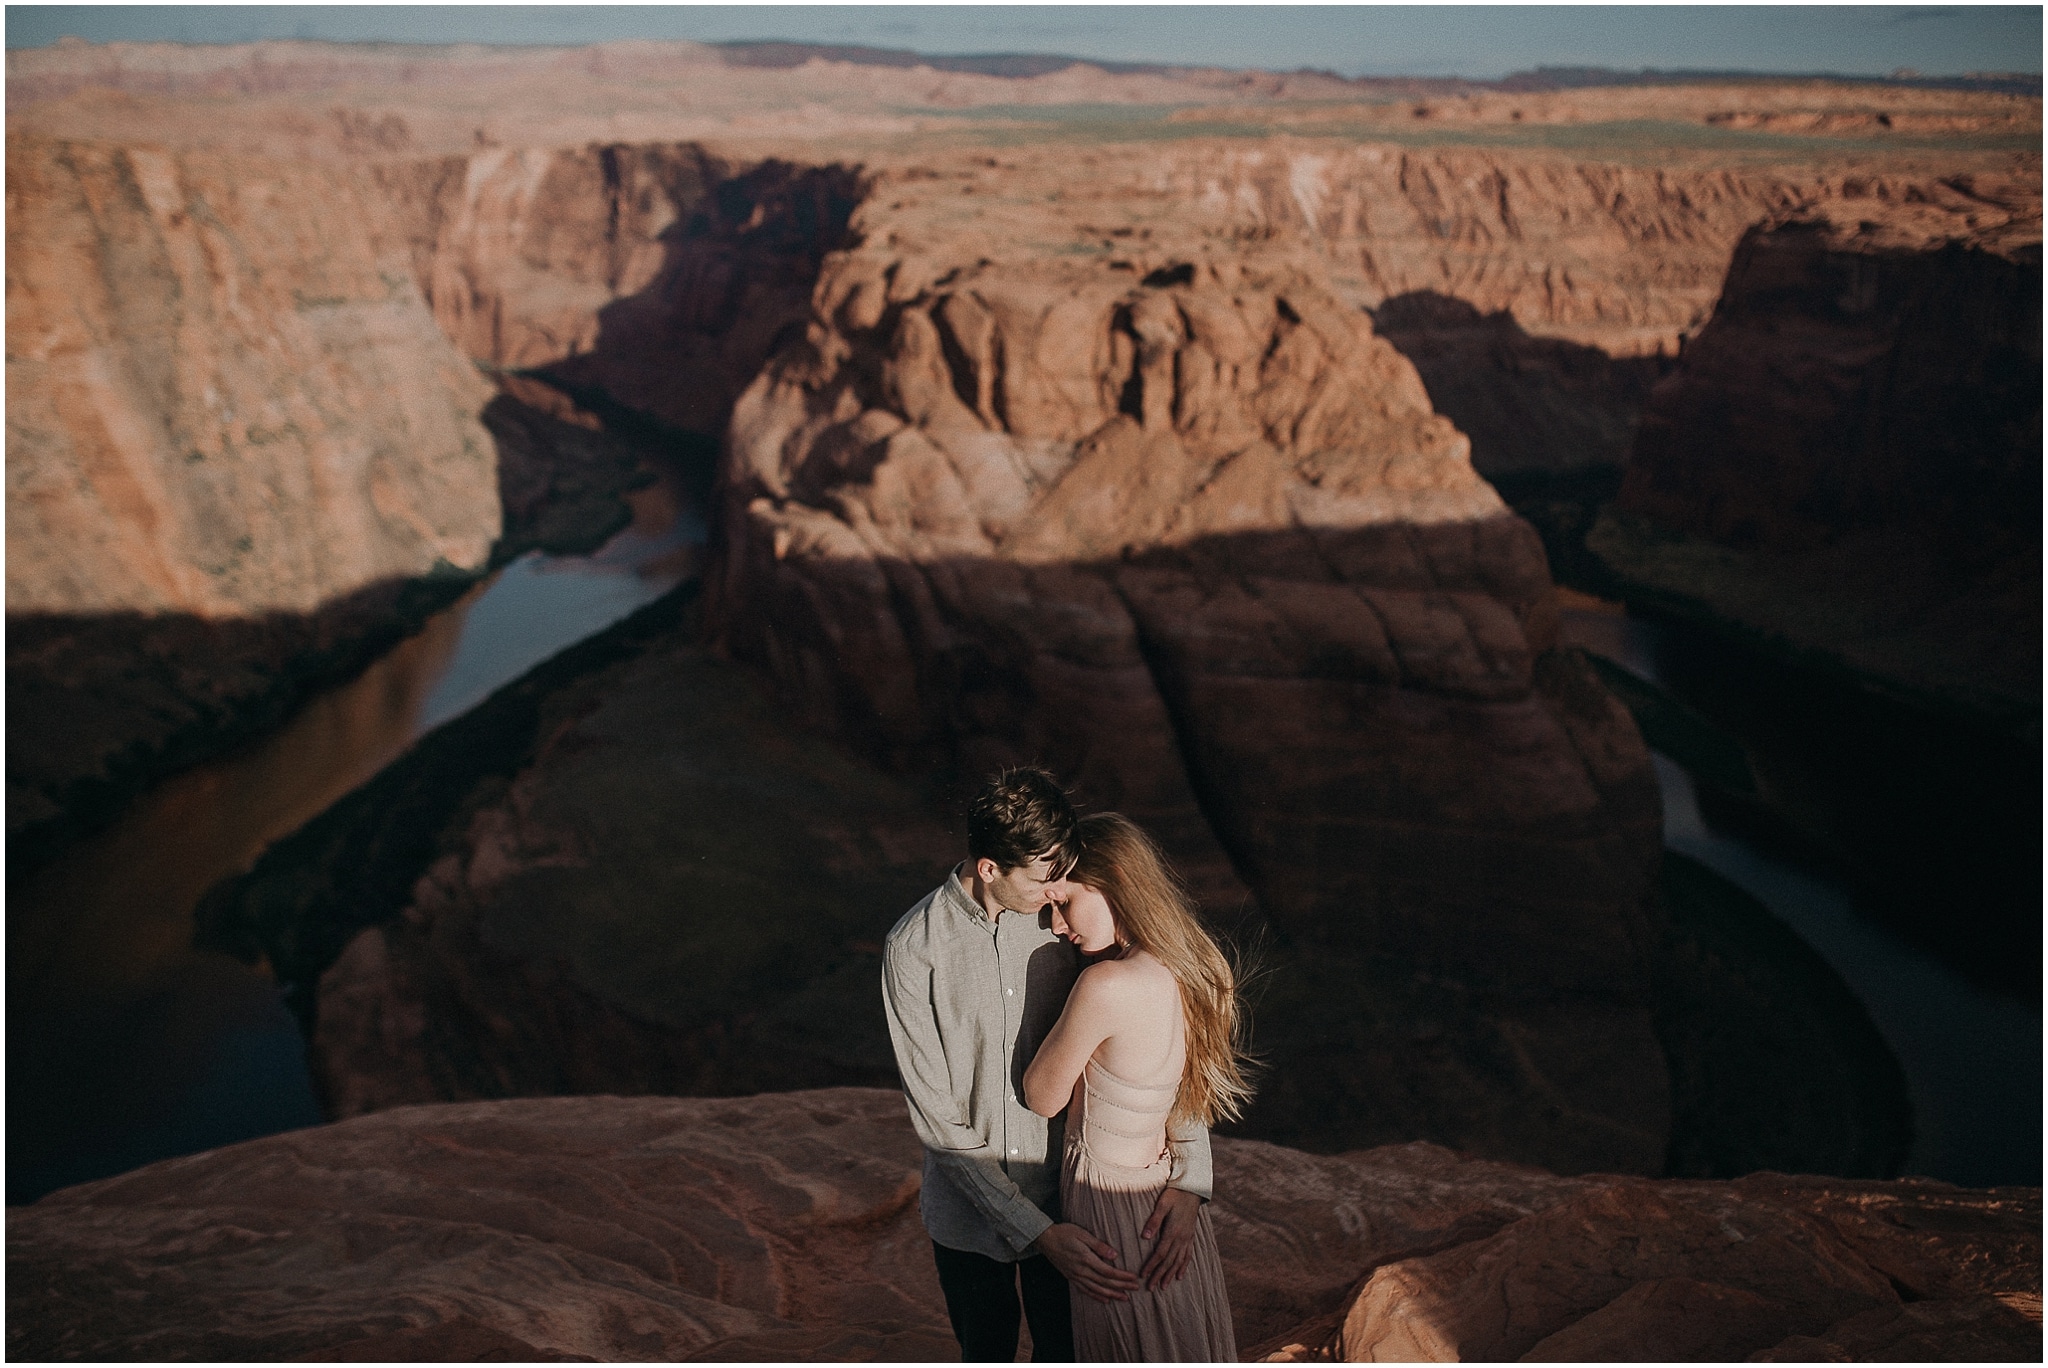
{"left": 979, "top": 851, "right": 1063, "bottom": 914}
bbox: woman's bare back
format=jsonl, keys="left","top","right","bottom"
{"left": 1085, "top": 950, "right": 1186, "bottom": 1092}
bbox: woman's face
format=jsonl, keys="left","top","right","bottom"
{"left": 1047, "top": 880, "right": 1119, "bottom": 954}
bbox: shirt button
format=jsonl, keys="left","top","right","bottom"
{"left": 1006, "top": 988, "right": 1014, "bottom": 996}
{"left": 1010, "top": 1148, "right": 1019, "bottom": 1155}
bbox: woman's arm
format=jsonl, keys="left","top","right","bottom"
{"left": 1023, "top": 964, "right": 1121, "bottom": 1117}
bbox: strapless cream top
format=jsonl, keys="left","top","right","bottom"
{"left": 1068, "top": 1055, "right": 1179, "bottom": 1186}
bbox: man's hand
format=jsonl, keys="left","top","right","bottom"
{"left": 1139, "top": 1187, "right": 1202, "bottom": 1289}
{"left": 1034, "top": 1222, "right": 1138, "bottom": 1303}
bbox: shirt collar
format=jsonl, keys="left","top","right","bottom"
{"left": 941, "top": 863, "right": 993, "bottom": 925}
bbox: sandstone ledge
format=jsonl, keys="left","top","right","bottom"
{"left": 9, "top": 1090, "right": 2037, "bottom": 1362}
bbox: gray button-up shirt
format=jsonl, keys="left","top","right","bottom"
{"left": 883, "top": 866, "right": 1213, "bottom": 1261}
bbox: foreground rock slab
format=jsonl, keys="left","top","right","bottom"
{"left": 9, "top": 1091, "right": 2037, "bottom": 1362}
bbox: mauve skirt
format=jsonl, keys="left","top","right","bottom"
{"left": 1060, "top": 1141, "right": 1238, "bottom": 1362}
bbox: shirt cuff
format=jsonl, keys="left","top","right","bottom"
{"left": 1007, "top": 1202, "right": 1055, "bottom": 1254}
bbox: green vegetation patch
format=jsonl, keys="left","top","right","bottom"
{"left": 894, "top": 103, "right": 2037, "bottom": 160}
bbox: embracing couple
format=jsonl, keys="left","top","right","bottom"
{"left": 883, "top": 767, "right": 1252, "bottom": 1362}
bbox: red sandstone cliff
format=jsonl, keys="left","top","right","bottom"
{"left": 14, "top": 117, "right": 2028, "bottom": 618}
{"left": 8, "top": 1091, "right": 2039, "bottom": 1362}
{"left": 699, "top": 172, "right": 1671, "bottom": 1172}
{"left": 4, "top": 136, "right": 853, "bottom": 864}
{"left": 3, "top": 134, "right": 509, "bottom": 864}
{"left": 1587, "top": 198, "right": 2042, "bottom": 995}
{"left": 6, "top": 136, "right": 499, "bottom": 618}
{"left": 385, "top": 143, "right": 859, "bottom": 440}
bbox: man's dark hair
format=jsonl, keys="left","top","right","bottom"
{"left": 967, "top": 766, "right": 1078, "bottom": 874}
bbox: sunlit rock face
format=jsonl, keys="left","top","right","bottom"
{"left": 5, "top": 137, "right": 500, "bottom": 618}
{"left": 8, "top": 1092, "right": 2038, "bottom": 1362}
{"left": 18, "top": 39, "right": 2031, "bottom": 1190}
{"left": 710, "top": 171, "right": 1669, "bottom": 1173}
{"left": 1147, "top": 145, "right": 1808, "bottom": 358}
{"left": 3, "top": 132, "right": 863, "bottom": 622}
{"left": 3, "top": 135, "right": 506, "bottom": 868}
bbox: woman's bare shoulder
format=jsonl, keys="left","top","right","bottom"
{"left": 1080, "top": 951, "right": 1177, "bottom": 996}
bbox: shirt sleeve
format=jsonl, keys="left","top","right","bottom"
{"left": 882, "top": 935, "right": 1054, "bottom": 1253}
{"left": 1165, "top": 1115, "right": 1214, "bottom": 1202}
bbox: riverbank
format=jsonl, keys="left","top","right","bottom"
{"left": 5, "top": 405, "right": 693, "bottom": 1203}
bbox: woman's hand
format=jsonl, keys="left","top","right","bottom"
{"left": 1139, "top": 1187, "right": 1202, "bottom": 1288}
{"left": 1034, "top": 1222, "right": 1139, "bottom": 1302}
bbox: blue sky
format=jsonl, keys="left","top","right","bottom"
{"left": 4, "top": 5, "right": 2040, "bottom": 80}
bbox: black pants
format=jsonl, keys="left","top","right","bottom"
{"left": 931, "top": 1240, "right": 1074, "bottom": 1362}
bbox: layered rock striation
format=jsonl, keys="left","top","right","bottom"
{"left": 6, "top": 137, "right": 499, "bottom": 619}
{"left": 403, "top": 143, "right": 859, "bottom": 438}
{"left": 16, "top": 51, "right": 2033, "bottom": 1194}
{"left": 9, "top": 1091, "right": 2039, "bottom": 1362}
{"left": 5, "top": 134, "right": 851, "bottom": 869}
{"left": 185, "top": 133, "right": 2008, "bottom": 1178}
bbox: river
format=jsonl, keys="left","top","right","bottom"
{"left": 5, "top": 462, "right": 700, "bottom": 1204}
{"left": 1562, "top": 601, "right": 2042, "bottom": 1188}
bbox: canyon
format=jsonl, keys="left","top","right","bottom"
{"left": 5, "top": 136, "right": 499, "bottom": 865}
{"left": 6, "top": 37, "right": 2040, "bottom": 1359}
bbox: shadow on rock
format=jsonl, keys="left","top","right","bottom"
{"left": 197, "top": 519, "right": 1910, "bottom": 1181}
{"left": 7, "top": 575, "right": 474, "bottom": 886}
{"left": 195, "top": 584, "right": 956, "bottom": 1117}
{"left": 1596, "top": 219, "right": 2043, "bottom": 999}
{"left": 1371, "top": 289, "right": 1674, "bottom": 594}
{"left": 5, "top": 379, "right": 656, "bottom": 888}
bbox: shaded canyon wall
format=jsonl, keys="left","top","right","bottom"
{"left": 156, "top": 138, "right": 1679, "bottom": 1175}
{"left": 1591, "top": 205, "right": 2043, "bottom": 994}
{"left": 6, "top": 136, "right": 499, "bottom": 867}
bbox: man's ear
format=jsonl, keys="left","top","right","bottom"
{"left": 975, "top": 857, "right": 1000, "bottom": 885}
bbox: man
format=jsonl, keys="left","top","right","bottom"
{"left": 882, "top": 766, "right": 1212, "bottom": 1362}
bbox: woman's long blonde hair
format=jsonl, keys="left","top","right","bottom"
{"left": 1072, "top": 812, "right": 1255, "bottom": 1129}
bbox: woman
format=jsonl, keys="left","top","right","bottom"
{"left": 1022, "top": 812, "right": 1253, "bottom": 1362}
